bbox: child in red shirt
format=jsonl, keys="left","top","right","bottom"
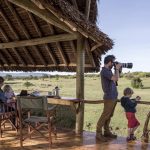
{"left": 121, "top": 87, "right": 140, "bottom": 141}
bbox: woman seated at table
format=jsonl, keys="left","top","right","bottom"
{"left": 0, "top": 77, "right": 16, "bottom": 126}
{"left": 3, "top": 84, "right": 16, "bottom": 109}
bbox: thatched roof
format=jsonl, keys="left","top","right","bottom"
{"left": 0, "top": 0, "right": 113, "bottom": 72}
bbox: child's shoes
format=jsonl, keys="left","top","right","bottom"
{"left": 126, "top": 136, "right": 132, "bottom": 142}
{"left": 126, "top": 134, "right": 137, "bottom": 142}
{"left": 130, "top": 134, "right": 136, "bottom": 140}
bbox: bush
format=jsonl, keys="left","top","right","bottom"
{"left": 5, "top": 74, "right": 13, "bottom": 81}
{"left": 131, "top": 77, "right": 143, "bottom": 89}
{"left": 23, "top": 81, "right": 34, "bottom": 89}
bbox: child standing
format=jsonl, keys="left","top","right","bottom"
{"left": 121, "top": 87, "right": 140, "bottom": 142}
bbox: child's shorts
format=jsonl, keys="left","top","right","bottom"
{"left": 126, "top": 112, "right": 140, "bottom": 128}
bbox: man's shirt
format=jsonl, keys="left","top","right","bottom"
{"left": 101, "top": 67, "right": 118, "bottom": 100}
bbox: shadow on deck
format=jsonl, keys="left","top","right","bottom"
{"left": 0, "top": 128, "right": 149, "bottom": 150}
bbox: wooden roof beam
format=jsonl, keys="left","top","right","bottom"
{"left": 0, "top": 47, "right": 17, "bottom": 65}
{"left": 48, "top": 24, "right": 68, "bottom": 66}
{"left": 8, "top": 0, "right": 73, "bottom": 34}
{"left": 27, "top": 12, "right": 58, "bottom": 66}
{"left": 71, "top": 0, "right": 78, "bottom": 9}
{"left": 56, "top": 42, "right": 68, "bottom": 65}
{"left": 0, "top": 8, "right": 18, "bottom": 40}
{"left": 85, "top": 40, "right": 96, "bottom": 67}
{"left": 85, "top": 0, "right": 91, "bottom": 20}
{"left": 0, "top": 5, "right": 35, "bottom": 65}
{"left": 0, "top": 33, "right": 78, "bottom": 49}
{"left": 0, "top": 51, "right": 9, "bottom": 65}
{"left": 22, "top": 47, "right": 36, "bottom": 65}
{"left": 0, "top": 25, "right": 25, "bottom": 66}
{"left": 70, "top": 41, "right": 77, "bottom": 59}
{"left": 91, "top": 43, "right": 103, "bottom": 51}
{"left": 6, "top": 1, "right": 46, "bottom": 66}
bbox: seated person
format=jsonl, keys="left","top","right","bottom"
{"left": 3, "top": 84, "right": 16, "bottom": 109}
{"left": 0, "top": 77, "right": 16, "bottom": 126}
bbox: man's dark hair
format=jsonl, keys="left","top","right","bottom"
{"left": 0, "top": 76, "right": 4, "bottom": 83}
{"left": 104, "top": 55, "right": 116, "bottom": 64}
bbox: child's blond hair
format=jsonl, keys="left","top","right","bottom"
{"left": 3, "top": 84, "right": 13, "bottom": 93}
{"left": 123, "top": 87, "right": 134, "bottom": 96}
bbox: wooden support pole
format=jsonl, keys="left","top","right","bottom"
{"left": 76, "top": 35, "right": 85, "bottom": 134}
{"left": 0, "top": 34, "right": 78, "bottom": 49}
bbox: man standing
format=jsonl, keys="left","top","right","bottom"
{"left": 96, "top": 55, "right": 121, "bottom": 142}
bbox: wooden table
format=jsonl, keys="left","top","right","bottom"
{"left": 47, "top": 97, "right": 83, "bottom": 113}
{"left": 47, "top": 97, "right": 83, "bottom": 133}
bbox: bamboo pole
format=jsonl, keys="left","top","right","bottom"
{"left": 76, "top": 35, "right": 85, "bottom": 134}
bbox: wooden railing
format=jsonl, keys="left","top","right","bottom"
{"left": 84, "top": 99, "right": 150, "bottom": 105}
{"left": 84, "top": 99, "right": 150, "bottom": 142}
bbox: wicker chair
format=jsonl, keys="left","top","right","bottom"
{"left": 17, "top": 96, "right": 57, "bottom": 147}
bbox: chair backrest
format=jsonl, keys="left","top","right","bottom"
{"left": 17, "top": 96, "right": 48, "bottom": 116}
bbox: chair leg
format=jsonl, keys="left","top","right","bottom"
{"left": 28, "top": 123, "right": 32, "bottom": 139}
{"left": 53, "top": 125, "right": 57, "bottom": 139}
{"left": 0, "top": 120, "right": 2, "bottom": 138}
{"left": 48, "top": 122, "right": 52, "bottom": 145}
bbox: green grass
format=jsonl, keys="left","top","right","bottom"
{"left": 5, "top": 76, "right": 150, "bottom": 138}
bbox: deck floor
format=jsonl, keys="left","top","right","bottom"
{"left": 0, "top": 127, "right": 149, "bottom": 150}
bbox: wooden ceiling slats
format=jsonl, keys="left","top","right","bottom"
{"left": 7, "top": 2, "right": 46, "bottom": 66}
{"left": 27, "top": 12, "right": 58, "bottom": 66}
{"left": 5, "top": 1, "right": 36, "bottom": 66}
{"left": 8, "top": 0, "right": 73, "bottom": 34}
{"left": 0, "top": 8, "right": 19, "bottom": 40}
{"left": 48, "top": 24, "right": 68, "bottom": 66}
{"left": 0, "top": 51, "right": 9, "bottom": 65}
{"left": 0, "top": 22, "right": 25, "bottom": 66}
{"left": 27, "top": 12, "right": 42, "bottom": 37}
{"left": 48, "top": 23, "right": 77, "bottom": 65}
{"left": 5, "top": 1, "right": 47, "bottom": 66}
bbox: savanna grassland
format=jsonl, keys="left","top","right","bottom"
{"left": 4, "top": 75, "right": 150, "bottom": 139}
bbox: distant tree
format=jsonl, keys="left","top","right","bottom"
{"left": 29, "top": 75, "right": 33, "bottom": 80}
{"left": 131, "top": 77, "right": 143, "bottom": 89}
{"left": 5, "top": 74, "right": 13, "bottom": 81}
{"left": 23, "top": 81, "right": 34, "bottom": 89}
{"left": 55, "top": 74, "right": 59, "bottom": 80}
{"left": 41, "top": 74, "right": 49, "bottom": 80}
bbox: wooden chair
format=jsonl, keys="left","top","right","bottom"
{"left": 17, "top": 96, "right": 57, "bottom": 147}
{"left": 0, "top": 101, "right": 18, "bottom": 137}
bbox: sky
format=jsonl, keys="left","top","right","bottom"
{"left": 97, "top": 0, "right": 150, "bottom": 72}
